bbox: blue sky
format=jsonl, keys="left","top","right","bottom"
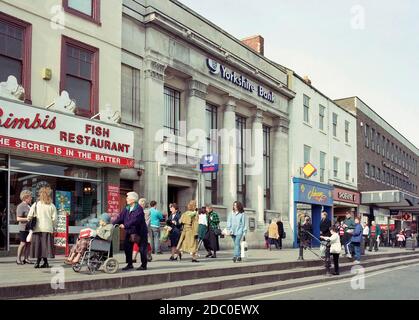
{"left": 180, "top": 0, "right": 419, "bottom": 148}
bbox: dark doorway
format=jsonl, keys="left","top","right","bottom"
{"left": 168, "top": 186, "right": 179, "bottom": 211}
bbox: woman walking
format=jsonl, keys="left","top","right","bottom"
{"left": 149, "top": 201, "right": 164, "bottom": 255}
{"left": 16, "top": 190, "right": 33, "bottom": 265}
{"left": 226, "top": 201, "right": 247, "bottom": 263}
{"left": 176, "top": 200, "right": 199, "bottom": 262}
{"left": 27, "top": 187, "right": 57, "bottom": 269}
{"left": 167, "top": 203, "right": 182, "bottom": 260}
{"left": 197, "top": 207, "right": 208, "bottom": 250}
{"left": 203, "top": 204, "right": 220, "bottom": 258}
{"left": 113, "top": 192, "right": 148, "bottom": 271}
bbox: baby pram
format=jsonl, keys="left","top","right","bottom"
{"left": 72, "top": 225, "right": 119, "bottom": 274}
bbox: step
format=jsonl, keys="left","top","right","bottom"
{"left": 2, "top": 249, "right": 414, "bottom": 300}
{"left": 172, "top": 258, "right": 419, "bottom": 300}
{"left": 23, "top": 253, "right": 419, "bottom": 300}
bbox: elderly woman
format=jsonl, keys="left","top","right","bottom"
{"left": 176, "top": 200, "right": 199, "bottom": 262}
{"left": 65, "top": 213, "right": 112, "bottom": 265}
{"left": 114, "top": 192, "right": 148, "bottom": 271}
{"left": 133, "top": 198, "right": 152, "bottom": 263}
{"left": 27, "top": 187, "right": 57, "bottom": 269}
{"left": 16, "top": 190, "right": 33, "bottom": 265}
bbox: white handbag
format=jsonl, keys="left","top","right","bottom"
{"left": 240, "top": 238, "right": 248, "bottom": 258}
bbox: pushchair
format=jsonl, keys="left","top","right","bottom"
{"left": 72, "top": 225, "right": 119, "bottom": 274}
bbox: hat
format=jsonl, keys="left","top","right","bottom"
{"left": 100, "top": 213, "right": 111, "bottom": 224}
{"left": 127, "top": 191, "right": 139, "bottom": 202}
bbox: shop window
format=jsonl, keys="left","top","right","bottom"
{"left": 205, "top": 103, "right": 219, "bottom": 205}
{"left": 263, "top": 125, "right": 271, "bottom": 210}
{"left": 61, "top": 36, "right": 99, "bottom": 118}
{"left": 63, "top": 0, "right": 101, "bottom": 25}
{"left": 0, "top": 12, "right": 32, "bottom": 103}
{"left": 236, "top": 115, "right": 247, "bottom": 207}
{"left": 164, "top": 86, "right": 181, "bottom": 136}
{"left": 121, "top": 64, "right": 141, "bottom": 125}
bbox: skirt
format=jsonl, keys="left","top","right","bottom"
{"left": 198, "top": 224, "right": 208, "bottom": 241}
{"left": 169, "top": 229, "right": 181, "bottom": 248}
{"left": 30, "top": 232, "right": 55, "bottom": 259}
{"left": 203, "top": 229, "right": 219, "bottom": 252}
{"left": 19, "top": 231, "right": 29, "bottom": 243}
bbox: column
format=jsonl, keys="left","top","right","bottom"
{"left": 143, "top": 58, "right": 167, "bottom": 204}
{"left": 248, "top": 108, "right": 265, "bottom": 225}
{"left": 186, "top": 79, "right": 208, "bottom": 206}
{"left": 271, "top": 116, "right": 290, "bottom": 219}
{"left": 221, "top": 98, "right": 237, "bottom": 210}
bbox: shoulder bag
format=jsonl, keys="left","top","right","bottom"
{"left": 26, "top": 202, "right": 38, "bottom": 231}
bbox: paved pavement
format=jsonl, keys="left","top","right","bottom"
{"left": 0, "top": 246, "right": 410, "bottom": 287}
{"left": 243, "top": 262, "right": 419, "bottom": 300}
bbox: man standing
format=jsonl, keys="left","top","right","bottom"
{"left": 351, "top": 217, "right": 363, "bottom": 264}
{"left": 320, "top": 211, "right": 332, "bottom": 237}
{"left": 276, "top": 217, "right": 285, "bottom": 250}
{"left": 343, "top": 212, "right": 355, "bottom": 258}
{"left": 368, "top": 221, "right": 380, "bottom": 252}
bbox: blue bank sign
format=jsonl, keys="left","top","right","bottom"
{"left": 206, "top": 58, "right": 275, "bottom": 103}
{"left": 200, "top": 154, "right": 219, "bottom": 173}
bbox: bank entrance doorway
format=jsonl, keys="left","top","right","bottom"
{"left": 167, "top": 176, "right": 197, "bottom": 214}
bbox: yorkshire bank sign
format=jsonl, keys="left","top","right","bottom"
{"left": 0, "top": 99, "right": 135, "bottom": 168}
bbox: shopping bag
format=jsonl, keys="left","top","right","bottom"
{"left": 240, "top": 237, "right": 248, "bottom": 258}
{"left": 26, "top": 230, "right": 33, "bottom": 243}
{"left": 160, "top": 227, "right": 170, "bottom": 242}
{"left": 79, "top": 228, "right": 96, "bottom": 239}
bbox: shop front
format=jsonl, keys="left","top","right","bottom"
{"left": 0, "top": 97, "right": 134, "bottom": 254}
{"left": 332, "top": 186, "right": 360, "bottom": 223}
{"left": 293, "top": 178, "right": 334, "bottom": 247}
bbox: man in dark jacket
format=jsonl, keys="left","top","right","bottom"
{"left": 114, "top": 192, "right": 148, "bottom": 271}
{"left": 320, "top": 211, "right": 332, "bottom": 237}
{"left": 276, "top": 218, "right": 284, "bottom": 249}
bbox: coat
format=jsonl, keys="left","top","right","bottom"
{"left": 276, "top": 221, "right": 284, "bottom": 237}
{"left": 322, "top": 233, "right": 341, "bottom": 254}
{"left": 351, "top": 223, "right": 363, "bottom": 243}
{"left": 167, "top": 211, "right": 182, "bottom": 245}
{"left": 27, "top": 202, "right": 57, "bottom": 233}
{"left": 113, "top": 204, "right": 147, "bottom": 237}
{"left": 227, "top": 211, "right": 247, "bottom": 236}
{"left": 320, "top": 218, "right": 332, "bottom": 237}
{"left": 268, "top": 222, "right": 279, "bottom": 239}
{"left": 177, "top": 211, "right": 199, "bottom": 254}
{"left": 96, "top": 224, "right": 113, "bottom": 241}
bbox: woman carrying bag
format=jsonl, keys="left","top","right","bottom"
{"left": 27, "top": 187, "right": 57, "bottom": 269}
{"left": 226, "top": 201, "right": 247, "bottom": 263}
{"left": 203, "top": 204, "right": 220, "bottom": 258}
{"left": 175, "top": 200, "right": 199, "bottom": 262}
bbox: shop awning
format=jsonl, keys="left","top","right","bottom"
{"left": 361, "top": 190, "right": 419, "bottom": 214}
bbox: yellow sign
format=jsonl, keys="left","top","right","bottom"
{"left": 303, "top": 162, "right": 317, "bottom": 178}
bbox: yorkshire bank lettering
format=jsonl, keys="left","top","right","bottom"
{"left": 0, "top": 99, "right": 135, "bottom": 168}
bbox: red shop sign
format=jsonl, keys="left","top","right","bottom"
{"left": 333, "top": 187, "right": 360, "bottom": 205}
{"left": 107, "top": 185, "right": 120, "bottom": 221}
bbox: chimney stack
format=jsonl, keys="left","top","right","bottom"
{"left": 303, "top": 76, "right": 312, "bottom": 86}
{"left": 241, "top": 35, "right": 264, "bottom": 56}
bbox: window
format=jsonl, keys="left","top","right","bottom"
{"left": 345, "top": 162, "right": 350, "bottom": 181}
{"left": 376, "top": 132, "right": 380, "bottom": 154}
{"left": 332, "top": 113, "right": 338, "bottom": 137}
{"left": 365, "top": 124, "right": 370, "bottom": 148}
{"left": 164, "top": 86, "right": 180, "bottom": 135}
{"left": 61, "top": 37, "right": 99, "bottom": 118}
{"left": 345, "top": 120, "right": 349, "bottom": 143}
{"left": 365, "top": 162, "right": 370, "bottom": 177}
{"left": 263, "top": 126, "right": 271, "bottom": 210}
{"left": 121, "top": 64, "right": 140, "bottom": 125}
{"left": 371, "top": 128, "right": 375, "bottom": 151}
{"left": 320, "top": 152, "right": 326, "bottom": 183}
{"left": 319, "top": 105, "right": 325, "bottom": 131}
{"left": 63, "top": 0, "right": 101, "bottom": 24}
{"left": 236, "top": 115, "right": 246, "bottom": 206}
{"left": 205, "top": 104, "right": 219, "bottom": 204}
{"left": 382, "top": 170, "right": 386, "bottom": 182}
{"left": 377, "top": 168, "right": 381, "bottom": 182}
{"left": 382, "top": 136, "right": 386, "bottom": 157}
{"left": 371, "top": 165, "right": 375, "bottom": 179}
{"left": 333, "top": 157, "right": 339, "bottom": 178}
{"left": 303, "top": 95, "right": 310, "bottom": 123}
{"left": 304, "top": 145, "right": 311, "bottom": 166}
{"left": 391, "top": 143, "right": 394, "bottom": 162}
{"left": 0, "top": 13, "right": 32, "bottom": 102}
{"left": 387, "top": 139, "right": 390, "bottom": 159}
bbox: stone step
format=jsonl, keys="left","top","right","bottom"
{"left": 22, "top": 252, "right": 419, "bottom": 300}
{"left": 172, "top": 258, "right": 419, "bottom": 300}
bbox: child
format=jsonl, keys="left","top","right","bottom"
{"left": 65, "top": 213, "right": 113, "bottom": 265}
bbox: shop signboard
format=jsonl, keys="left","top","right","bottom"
{"left": 0, "top": 99, "right": 135, "bottom": 168}
{"left": 54, "top": 191, "right": 71, "bottom": 256}
{"left": 293, "top": 177, "right": 333, "bottom": 206}
{"left": 332, "top": 187, "right": 360, "bottom": 205}
{"left": 107, "top": 185, "right": 120, "bottom": 221}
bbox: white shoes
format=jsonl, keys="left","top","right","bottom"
{"left": 353, "top": 260, "right": 360, "bottom": 264}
